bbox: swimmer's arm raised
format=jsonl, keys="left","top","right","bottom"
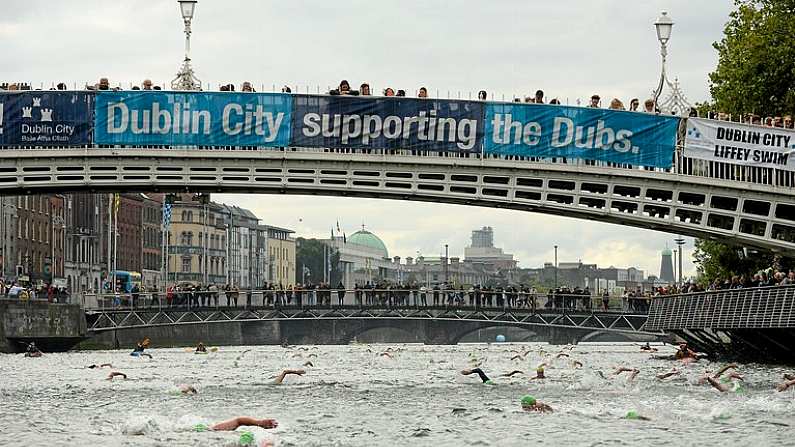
{"left": 273, "top": 368, "right": 306, "bottom": 384}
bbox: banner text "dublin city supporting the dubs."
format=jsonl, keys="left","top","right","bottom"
{"left": 483, "top": 103, "right": 679, "bottom": 168}
{"left": 94, "top": 92, "right": 292, "bottom": 146}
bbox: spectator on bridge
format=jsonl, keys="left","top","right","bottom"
{"left": 588, "top": 94, "right": 600, "bottom": 108}
{"left": 534, "top": 90, "right": 544, "bottom": 104}
{"left": 643, "top": 99, "right": 655, "bottom": 113}
{"left": 629, "top": 98, "right": 639, "bottom": 111}
{"left": 329, "top": 80, "right": 357, "bottom": 96}
{"left": 609, "top": 98, "right": 625, "bottom": 110}
{"left": 98, "top": 78, "right": 110, "bottom": 90}
{"left": 549, "top": 98, "right": 560, "bottom": 105}
{"left": 241, "top": 82, "right": 255, "bottom": 92}
{"left": 359, "top": 83, "right": 371, "bottom": 96}
{"left": 784, "top": 115, "right": 793, "bottom": 129}
{"left": 142, "top": 79, "right": 153, "bottom": 90}
{"left": 153, "top": 85, "right": 162, "bottom": 90}
{"left": 396, "top": 89, "right": 406, "bottom": 97}
{"left": 57, "top": 82, "right": 67, "bottom": 91}
{"left": 384, "top": 87, "right": 395, "bottom": 97}
{"left": 131, "top": 86, "right": 140, "bottom": 90}
{"left": 281, "top": 85, "right": 292, "bottom": 93}
{"left": 418, "top": 87, "right": 428, "bottom": 98}
{"left": 478, "top": 90, "right": 487, "bottom": 100}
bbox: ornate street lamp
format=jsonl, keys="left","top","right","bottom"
{"left": 651, "top": 11, "right": 691, "bottom": 115}
{"left": 171, "top": 0, "right": 202, "bottom": 91}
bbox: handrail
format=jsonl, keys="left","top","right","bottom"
{"left": 78, "top": 288, "right": 652, "bottom": 315}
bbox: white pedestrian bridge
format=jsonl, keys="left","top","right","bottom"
{"left": 1, "top": 146, "right": 794, "bottom": 253}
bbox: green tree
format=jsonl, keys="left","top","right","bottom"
{"left": 294, "top": 238, "right": 342, "bottom": 285}
{"left": 692, "top": 239, "right": 776, "bottom": 285}
{"left": 708, "top": 0, "right": 795, "bottom": 117}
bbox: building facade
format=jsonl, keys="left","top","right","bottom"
{"left": 141, "top": 193, "right": 163, "bottom": 289}
{"left": 463, "top": 226, "right": 517, "bottom": 270}
{"left": 64, "top": 193, "right": 106, "bottom": 293}
{"left": 1, "top": 196, "right": 18, "bottom": 280}
{"left": 263, "top": 225, "right": 295, "bottom": 287}
{"left": 167, "top": 197, "right": 229, "bottom": 287}
{"left": 115, "top": 194, "right": 143, "bottom": 274}
{"left": 14, "top": 194, "right": 65, "bottom": 286}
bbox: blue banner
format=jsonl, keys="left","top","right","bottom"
{"left": 0, "top": 92, "right": 92, "bottom": 146}
{"left": 483, "top": 103, "right": 679, "bottom": 168}
{"left": 94, "top": 91, "right": 292, "bottom": 147}
{"left": 289, "top": 94, "right": 484, "bottom": 152}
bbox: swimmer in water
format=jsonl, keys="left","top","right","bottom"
{"left": 87, "top": 363, "right": 113, "bottom": 369}
{"left": 195, "top": 342, "right": 207, "bottom": 353}
{"left": 502, "top": 370, "right": 525, "bottom": 377}
{"left": 656, "top": 368, "right": 681, "bottom": 380}
{"left": 195, "top": 417, "right": 278, "bottom": 432}
{"left": 776, "top": 378, "right": 795, "bottom": 392}
{"left": 640, "top": 342, "right": 658, "bottom": 352}
{"left": 179, "top": 384, "right": 197, "bottom": 394}
{"left": 271, "top": 369, "right": 306, "bottom": 384}
{"left": 674, "top": 342, "right": 697, "bottom": 361}
{"left": 614, "top": 367, "right": 640, "bottom": 382}
{"left": 530, "top": 363, "right": 547, "bottom": 380}
{"left": 461, "top": 368, "right": 494, "bottom": 385}
{"left": 624, "top": 410, "right": 651, "bottom": 421}
{"left": 106, "top": 372, "right": 127, "bottom": 381}
{"left": 303, "top": 361, "right": 314, "bottom": 368}
{"left": 520, "top": 395, "right": 553, "bottom": 413}
{"left": 572, "top": 360, "right": 583, "bottom": 368}
{"left": 784, "top": 373, "right": 795, "bottom": 381}
{"left": 556, "top": 352, "right": 570, "bottom": 358}
{"left": 132, "top": 340, "right": 153, "bottom": 359}
{"left": 379, "top": 352, "right": 394, "bottom": 359}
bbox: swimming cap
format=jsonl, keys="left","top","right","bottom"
{"left": 239, "top": 431, "right": 255, "bottom": 445}
{"left": 521, "top": 395, "right": 536, "bottom": 407}
{"left": 484, "top": 379, "right": 495, "bottom": 385}
{"left": 194, "top": 423, "right": 209, "bottom": 432}
{"left": 625, "top": 410, "right": 641, "bottom": 420}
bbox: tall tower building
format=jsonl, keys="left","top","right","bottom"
{"left": 659, "top": 247, "right": 674, "bottom": 283}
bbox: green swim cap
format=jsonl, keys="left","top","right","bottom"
{"left": 238, "top": 431, "right": 255, "bottom": 445}
{"left": 484, "top": 379, "right": 495, "bottom": 385}
{"left": 626, "top": 410, "right": 639, "bottom": 420}
{"left": 521, "top": 395, "right": 536, "bottom": 407}
{"left": 194, "top": 423, "right": 209, "bottom": 432}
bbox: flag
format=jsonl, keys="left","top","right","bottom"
{"left": 336, "top": 220, "right": 341, "bottom": 232}
{"left": 343, "top": 232, "right": 346, "bottom": 244}
{"left": 162, "top": 202, "right": 173, "bottom": 229}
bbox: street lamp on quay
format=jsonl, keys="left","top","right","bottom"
{"left": 651, "top": 11, "right": 691, "bottom": 116}
{"left": 171, "top": 0, "right": 202, "bottom": 91}
{"left": 674, "top": 236, "right": 686, "bottom": 285}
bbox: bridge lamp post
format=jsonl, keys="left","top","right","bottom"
{"left": 553, "top": 245, "right": 558, "bottom": 290}
{"left": 171, "top": 0, "right": 202, "bottom": 91}
{"left": 651, "top": 11, "right": 691, "bottom": 116}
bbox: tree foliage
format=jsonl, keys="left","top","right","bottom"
{"left": 692, "top": 239, "right": 777, "bottom": 284}
{"left": 294, "top": 238, "right": 342, "bottom": 285}
{"left": 708, "top": 0, "right": 795, "bottom": 117}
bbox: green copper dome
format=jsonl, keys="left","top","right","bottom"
{"left": 348, "top": 229, "right": 389, "bottom": 258}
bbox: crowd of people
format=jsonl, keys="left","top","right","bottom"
{"left": 0, "top": 279, "right": 69, "bottom": 302}
{"left": 8, "top": 78, "right": 794, "bottom": 127}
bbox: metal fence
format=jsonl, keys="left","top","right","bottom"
{"left": 646, "top": 284, "right": 795, "bottom": 330}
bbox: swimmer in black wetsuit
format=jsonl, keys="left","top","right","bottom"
{"left": 461, "top": 368, "right": 494, "bottom": 384}
{"left": 195, "top": 342, "right": 207, "bottom": 353}
{"left": 131, "top": 342, "right": 152, "bottom": 359}
{"left": 87, "top": 363, "right": 112, "bottom": 369}
{"left": 107, "top": 371, "right": 127, "bottom": 380}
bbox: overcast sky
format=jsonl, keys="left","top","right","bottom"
{"left": 3, "top": 0, "right": 737, "bottom": 277}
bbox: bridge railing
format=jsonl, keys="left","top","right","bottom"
{"left": 80, "top": 288, "right": 651, "bottom": 315}
{"left": 646, "top": 284, "right": 795, "bottom": 330}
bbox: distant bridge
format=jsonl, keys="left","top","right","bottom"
{"left": 85, "top": 304, "right": 661, "bottom": 346}
{"left": 2, "top": 147, "right": 794, "bottom": 253}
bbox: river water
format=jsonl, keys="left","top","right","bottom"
{"left": 0, "top": 343, "right": 793, "bottom": 446}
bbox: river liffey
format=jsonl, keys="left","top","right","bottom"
{"left": 1, "top": 343, "right": 793, "bottom": 446}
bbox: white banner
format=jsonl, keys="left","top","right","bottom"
{"left": 684, "top": 118, "right": 795, "bottom": 172}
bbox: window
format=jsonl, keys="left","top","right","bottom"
{"left": 181, "top": 211, "right": 187, "bottom": 222}
{"left": 182, "top": 256, "right": 191, "bottom": 273}
{"left": 199, "top": 232, "right": 203, "bottom": 246}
